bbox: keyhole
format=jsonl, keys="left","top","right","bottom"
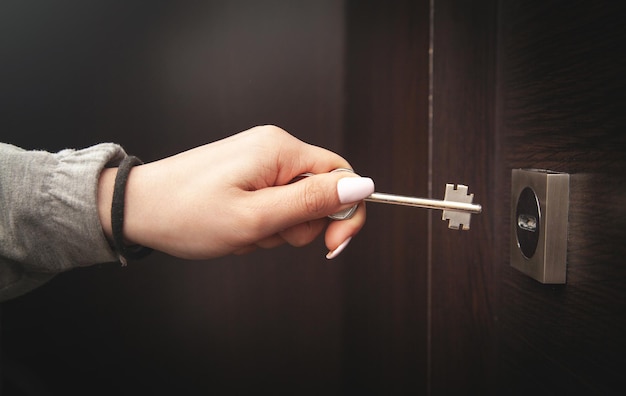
{"left": 516, "top": 187, "right": 541, "bottom": 259}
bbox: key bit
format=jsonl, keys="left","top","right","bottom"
{"left": 364, "top": 184, "right": 481, "bottom": 230}
{"left": 441, "top": 184, "right": 475, "bottom": 230}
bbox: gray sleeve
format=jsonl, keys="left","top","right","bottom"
{"left": 0, "top": 142, "right": 128, "bottom": 301}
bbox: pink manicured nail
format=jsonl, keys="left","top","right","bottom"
{"left": 326, "top": 237, "right": 352, "bottom": 260}
{"left": 337, "top": 177, "right": 375, "bottom": 204}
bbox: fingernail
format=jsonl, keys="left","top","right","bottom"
{"left": 326, "top": 237, "right": 352, "bottom": 260}
{"left": 337, "top": 177, "right": 375, "bottom": 204}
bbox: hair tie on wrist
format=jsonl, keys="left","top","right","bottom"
{"left": 111, "top": 155, "right": 153, "bottom": 265}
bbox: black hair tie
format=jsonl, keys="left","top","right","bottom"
{"left": 111, "top": 155, "right": 153, "bottom": 265}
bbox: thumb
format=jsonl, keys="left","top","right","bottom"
{"left": 254, "top": 172, "right": 375, "bottom": 232}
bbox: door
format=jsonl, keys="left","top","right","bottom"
{"left": 493, "top": 1, "right": 626, "bottom": 393}
{"left": 345, "top": 0, "right": 626, "bottom": 394}
{"left": 427, "top": 0, "right": 626, "bottom": 394}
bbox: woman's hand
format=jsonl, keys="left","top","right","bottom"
{"left": 98, "top": 125, "right": 374, "bottom": 260}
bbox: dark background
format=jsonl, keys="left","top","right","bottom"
{"left": 1, "top": 1, "right": 347, "bottom": 394}
{"left": 2, "top": 0, "right": 626, "bottom": 394}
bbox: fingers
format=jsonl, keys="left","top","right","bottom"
{"left": 234, "top": 218, "right": 327, "bottom": 254}
{"left": 279, "top": 218, "right": 328, "bottom": 247}
{"left": 235, "top": 209, "right": 364, "bottom": 259}
{"left": 236, "top": 171, "right": 372, "bottom": 259}
{"left": 325, "top": 202, "right": 366, "bottom": 259}
{"left": 249, "top": 171, "right": 374, "bottom": 236}
{"left": 253, "top": 221, "right": 326, "bottom": 249}
{"left": 222, "top": 126, "right": 375, "bottom": 259}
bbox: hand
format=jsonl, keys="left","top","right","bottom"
{"left": 98, "top": 125, "right": 374, "bottom": 260}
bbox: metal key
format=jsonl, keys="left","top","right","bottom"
{"left": 293, "top": 171, "right": 481, "bottom": 230}
{"left": 365, "top": 184, "right": 482, "bottom": 230}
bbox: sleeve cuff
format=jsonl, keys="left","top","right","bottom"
{"left": 0, "top": 143, "right": 128, "bottom": 300}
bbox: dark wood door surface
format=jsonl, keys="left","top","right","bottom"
{"left": 427, "top": 1, "right": 626, "bottom": 394}
{"left": 342, "top": 1, "right": 430, "bottom": 393}
{"left": 494, "top": 1, "right": 626, "bottom": 394}
{"left": 346, "top": 0, "right": 626, "bottom": 394}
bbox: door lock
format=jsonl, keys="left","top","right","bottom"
{"left": 511, "top": 169, "right": 569, "bottom": 284}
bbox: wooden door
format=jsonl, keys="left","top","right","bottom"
{"left": 427, "top": 0, "right": 626, "bottom": 394}
{"left": 493, "top": 1, "right": 626, "bottom": 393}
{"left": 342, "top": 0, "right": 497, "bottom": 393}
{"left": 344, "top": 0, "right": 626, "bottom": 394}
{"left": 429, "top": 0, "right": 498, "bottom": 393}
{"left": 342, "top": 0, "right": 430, "bottom": 393}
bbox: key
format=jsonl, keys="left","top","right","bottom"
{"left": 365, "top": 184, "right": 482, "bottom": 230}
{"left": 292, "top": 171, "right": 481, "bottom": 230}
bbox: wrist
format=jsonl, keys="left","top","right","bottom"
{"left": 97, "top": 167, "right": 116, "bottom": 242}
{"left": 119, "top": 160, "right": 153, "bottom": 248}
{"left": 98, "top": 157, "right": 155, "bottom": 262}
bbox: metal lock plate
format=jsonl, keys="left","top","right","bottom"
{"left": 510, "top": 169, "right": 569, "bottom": 284}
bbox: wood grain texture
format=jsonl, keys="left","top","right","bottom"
{"left": 496, "top": 1, "right": 626, "bottom": 393}
{"left": 429, "top": 0, "right": 499, "bottom": 394}
{"left": 342, "top": 0, "right": 430, "bottom": 393}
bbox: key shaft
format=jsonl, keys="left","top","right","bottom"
{"left": 365, "top": 192, "right": 482, "bottom": 214}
